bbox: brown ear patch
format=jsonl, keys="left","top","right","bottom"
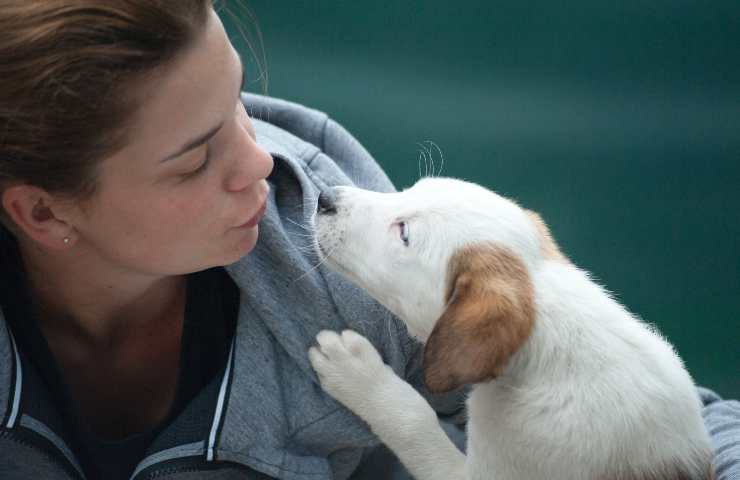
{"left": 423, "top": 243, "right": 535, "bottom": 393}
{"left": 524, "top": 210, "right": 569, "bottom": 263}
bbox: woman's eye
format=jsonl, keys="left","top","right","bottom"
{"left": 184, "top": 147, "right": 210, "bottom": 178}
{"left": 399, "top": 221, "right": 410, "bottom": 246}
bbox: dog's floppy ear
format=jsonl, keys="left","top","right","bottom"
{"left": 423, "top": 243, "right": 535, "bottom": 393}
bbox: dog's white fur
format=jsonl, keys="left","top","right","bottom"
{"left": 308, "top": 178, "right": 713, "bottom": 480}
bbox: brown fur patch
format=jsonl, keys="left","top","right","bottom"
{"left": 423, "top": 243, "right": 535, "bottom": 393}
{"left": 524, "top": 209, "right": 569, "bottom": 263}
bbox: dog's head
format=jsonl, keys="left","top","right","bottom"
{"left": 313, "top": 177, "right": 567, "bottom": 393}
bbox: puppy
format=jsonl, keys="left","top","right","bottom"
{"left": 308, "top": 177, "right": 714, "bottom": 480}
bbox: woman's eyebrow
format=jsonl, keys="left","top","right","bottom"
{"left": 160, "top": 121, "right": 224, "bottom": 163}
{"left": 160, "top": 55, "right": 245, "bottom": 163}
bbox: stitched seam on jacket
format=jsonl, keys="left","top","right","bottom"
{"left": 318, "top": 115, "right": 330, "bottom": 154}
{"left": 215, "top": 448, "right": 327, "bottom": 476}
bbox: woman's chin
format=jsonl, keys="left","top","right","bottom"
{"left": 228, "top": 224, "right": 260, "bottom": 262}
{"left": 203, "top": 224, "right": 261, "bottom": 269}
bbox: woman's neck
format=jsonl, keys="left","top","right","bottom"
{"left": 17, "top": 237, "right": 187, "bottom": 350}
{"left": 13, "top": 236, "right": 189, "bottom": 439}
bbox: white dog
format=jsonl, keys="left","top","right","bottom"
{"left": 308, "top": 177, "right": 714, "bottom": 480}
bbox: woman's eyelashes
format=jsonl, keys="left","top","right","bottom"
{"left": 182, "top": 146, "right": 211, "bottom": 178}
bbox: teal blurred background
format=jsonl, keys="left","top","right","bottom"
{"left": 224, "top": 1, "right": 739, "bottom": 398}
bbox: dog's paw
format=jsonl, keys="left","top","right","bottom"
{"left": 308, "top": 330, "right": 391, "bottom": 412}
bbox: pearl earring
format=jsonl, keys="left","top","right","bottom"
{"left": 63, "top": 237, "right": 70, "bottom": 245}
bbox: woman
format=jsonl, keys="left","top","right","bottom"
{"left": 0, "top": 1, "right": 737, "bottom": 480}
{"left": 0, "top": 2, "right": 465, "bottom": 479}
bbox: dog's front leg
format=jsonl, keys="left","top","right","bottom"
{"left": 309, "top": 330, "right": 466, "bottom": 480}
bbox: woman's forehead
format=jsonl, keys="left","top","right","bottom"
{"left": 119, "top": 10, "right": 241, "bottom": 163}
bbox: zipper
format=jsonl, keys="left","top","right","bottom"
{"left": 131, "top": 456, "right": 204, "bottom": 480}
{"left": 132, "top": 456, "right": 268, "bottom": 479}
{"left": 145, "top": 466, "right": 201, "bottom": 479}
{"left": 0, "top": 428, "right": 86, "bottom": 480}
{"left": 131, "top": 339, "right": 238, "bottom": 480}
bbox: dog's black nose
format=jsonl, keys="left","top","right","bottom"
{"left": 317, "top": 190, "right": 337, "bottom": 215}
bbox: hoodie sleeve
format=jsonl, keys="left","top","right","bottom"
{"left": 699, "top": 388, "right": 740, "bottom": 480}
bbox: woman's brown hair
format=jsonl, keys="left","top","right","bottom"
{"left": 0, "top": 0, "right": 214, "bottom": 225}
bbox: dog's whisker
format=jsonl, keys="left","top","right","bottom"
{"left": 292, "top": 252, "right": 332, "bottom": 284}
{"left": 421, "top": 149, "right": 428, "bottom": 178}
{"left": 292, "top": 238, "right": 315, "bottom": 247}
{"left": 285, "top": 216, "right": 313, "bottom": 228}
{"left": 415, "top": 142, "right": 426, "bottom": 178}
{"left": 292, "top": 242, "right": 340, "bottom": 284}
{"left": 289, "top": 229, "right": 315, "bottom": 238}
{"left": 419, "top": 140, "right": 443, "bottom": 177}
{"left": 418, "top": 142, "right": 433, "bottom": 178}
{"left": 417, "top": 150, "right": 423, "bottom": 180}
{"left": 425, "top": 148, "right": 432, "bottom": 177}
{"left": 294, "top": 246, "right": 318, "bottom": 256}
{"left": 293, "top": 238, "right": 319, "bottom": 249}
{"left": 427, "top": 144, "right": 436, "bottom": 178}
{"left": 288, "top": 230, "right": 316, "bottom": 238}
{"left": 426, "top": 140, "right": 444, "bottom": 177}
{"left": 420, "top": 150, "right": 429, "bottom": 180}
{"left": 285, "top": 217, "right": 314, "bottom": 233}
{"left": 293, "top": 237, "right": 316, "bottom": 244}
{"left": 418, "top": 140, "right": 434, "bottom": 178}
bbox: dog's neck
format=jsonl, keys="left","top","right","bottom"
{"left": 493, "top": 261, "right": 631, "bottom": 386}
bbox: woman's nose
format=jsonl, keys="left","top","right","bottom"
{"left": 225, "top": 136, "right": 274, "bottom": 192}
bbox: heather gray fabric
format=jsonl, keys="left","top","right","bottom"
{"left": 213, "top": 94, "right": 465, "bottom": 480}
{"left": 157, "top": 468, "right": 275, "bottom": 480}
{"left": 700, "top": 388, "right": 740, "bottom": 480}
{"left": 0, "top": 93, "right": 738, "bottom": 480}
{"left": 19, "top": 415, "right": 85, "bottom": 478}
{"left": 0, "top": 435, "right": 77, "bottom": 479}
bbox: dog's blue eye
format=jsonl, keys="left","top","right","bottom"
{"left": 399, "top": 221, "right": 410, "bottom": 246}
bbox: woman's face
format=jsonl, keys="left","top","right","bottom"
{"left": 70, "top": 9, "right": 274, "bottom": 276}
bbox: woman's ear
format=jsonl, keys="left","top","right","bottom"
{"left": 1, "top": 184, "right": 77, "bottom": 249}
{"left": 423, "top": 243, "right": 536, "bottom": 393}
